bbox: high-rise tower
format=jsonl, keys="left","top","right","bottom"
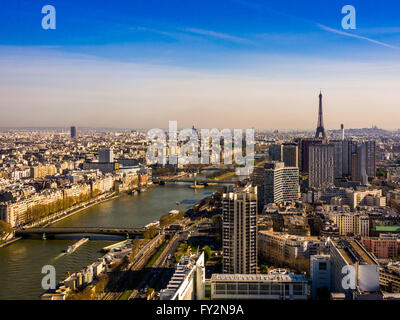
{"left": 264, "top": 162, "right": 299, "bottom": 205}
{"left": 309, "top": 144, "right": 334, "bottom": 189}
{"left": 70, "top": 126, "right": 77, "bottom": 139}
{"left": 222, "top": 183, "right": 257, "bottom": 274}
{"left": 315, "top": 91, "right": 326, "bottom": 139}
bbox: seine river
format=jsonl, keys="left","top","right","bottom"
{"left": 0, "top": 184, "right": 220, "bottom": 300}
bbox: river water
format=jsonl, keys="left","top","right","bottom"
{"left": 0, "top": 185, "right": 220, "bottom": 300}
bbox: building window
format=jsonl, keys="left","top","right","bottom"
{"left": 271, "top": 284, "right": 281, "bottom": 295}
{"left": 260, "top": 284, "right": 270, "bottom": 295}
{"left": 215, "top": 283, "right": 225, "bottom": 294}
{"left": 249, "top": 284, "right": 258, "bottom": 295}
{"left": 238, "top": 283, "right": 247, "bottom": 292}
{"left": 293, "top": 284, "right": 304, "bottom": 296}
{"left": 227, "top": 283, "right": 236, "bottom": 293}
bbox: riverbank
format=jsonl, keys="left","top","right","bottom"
{"left": 25, "top": 185, "right": 155, "bottom": 230}
{"left": 43, "top": 186, "right": 155, "bottom": 228}
{"left": 4, "top": 192, "right": 129, "bottom": 246}
{"left": 0, "top": 237, "right": 22, "bottom": 248}
{"left": 212, "top": 170, "right": 236, "bottom": 181}
{"left": 43, "top": 193, "right": 123, "bottom": 228}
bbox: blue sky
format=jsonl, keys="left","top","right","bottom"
{"left": 0, "top": 0, "right": 400, "bottom": 129}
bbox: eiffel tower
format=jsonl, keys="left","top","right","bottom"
{"left": 315, "top": 91, "right": 326, "bottom": 139}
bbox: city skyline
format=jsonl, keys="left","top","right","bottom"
{"left": 1, "top": 0, "right": 400, "bottom": 129}
{"left": 3, "top": 0, "right": 400, "bottom": 307}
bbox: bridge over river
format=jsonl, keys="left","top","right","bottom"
{"left": 16, "top": 227, "right": 146, "bottom": 238}
{"left": 155, "top": 178, "right": 234, "bottom": 184}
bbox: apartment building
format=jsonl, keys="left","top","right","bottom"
{"left": 222, "top": 183, "right": 257, "bottom": 274}
{"left": 258, "top": 229, "right": 323, "bottom": 262}
{"left": 264, "top": 162, "right": 299, "bottom": 205}
{"left": 309, "top": 144, "right": 334, "bottom": 189}
{"left": 346, "top": 189, "right": 386, "bottom": 210}
{"left": 360, "top": 235, "right": 399, "bottom": 259}
{"left": 331, "top": 214, "right": 370, "bottom": 237}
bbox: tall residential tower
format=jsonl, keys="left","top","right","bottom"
{"left": 264, "top": 162, "right": 299, "bottom": 205}
{"left": 222, "top": 183, "right": 257, "bottom": 274}
{"left": 309, "top": 144, "right": 334, "bottom": 189}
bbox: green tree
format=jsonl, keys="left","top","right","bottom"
{"left": 202, "top": 245, "right": 212, "bottom": 261}
{"left": 260, "top": 265, "right": 269, "bottom": 274}
{"left": 376, "top": 170, "right": 387, "bottom": 178}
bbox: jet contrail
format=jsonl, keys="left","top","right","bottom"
{"left": 317, "top": 23, "right": 399, "bottom": 49}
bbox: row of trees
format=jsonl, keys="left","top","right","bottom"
{"left": 129, "top": 239, "right": 143, "bottom": 263}
{"left": 25, "top": 189, "right": 102, "bottom": 223}
{"left": 206, "top": 168, "right": 232, "bottom": 179}
{"left": 152, "top": 167, "right": 175, "bottom": 177}
{"left": 143, "top": 227, "right": 158, "bottom": 239}
{"left": 0, "top": 220, "right": 13, "bottom": 239}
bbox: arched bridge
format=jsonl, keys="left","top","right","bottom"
{"left": 16, "top": 227, "right": 146, "bottom": 238}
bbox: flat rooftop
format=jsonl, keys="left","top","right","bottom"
{"left": 373, "top": 226, "right": 400, "bottom": 232}
{"left": 333, "top": 240, "right": 377, "bottom": 265}
{"left": 259, "top": 229, "right": 318, "bottom": 242}
{"left": 211, "top": 273, "right": 307, "bottom": 283}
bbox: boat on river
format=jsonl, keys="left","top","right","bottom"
{"left": 65, "top": 237, "right": 89, "bottom": 254}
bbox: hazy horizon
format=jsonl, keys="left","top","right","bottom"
{"left": 0, "top": 125, "right": 395, "bottom": 132}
